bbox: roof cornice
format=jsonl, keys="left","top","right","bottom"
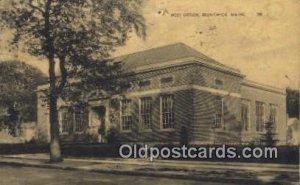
{"left": 242, "top": 80, "right": 286, "bottom": 95}
{"left": 131, "top": 57, "right": 244, "bottom": 78}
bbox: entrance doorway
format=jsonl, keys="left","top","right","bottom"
{"left": 92, "top": 106, "right": 106, "bottom": 143}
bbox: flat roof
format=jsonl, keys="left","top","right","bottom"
{"left": 242, "top": 79, "right": 286, "bottom": 95}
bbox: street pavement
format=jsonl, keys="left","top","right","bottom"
{"left": 0, "top": 165, "right": 236, "bottom": 185}
{"left": 0, "top": 154, "right": 299, "bottom": 185}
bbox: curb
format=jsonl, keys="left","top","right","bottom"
{"left": 0, "top": 160, "right": 290, "bottom": 185}
{"left": 3, "top": 155, "right": 298, "bottom": 173}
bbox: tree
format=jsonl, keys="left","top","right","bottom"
{"left": 286, "top": 88, "right": 299, "bottom": 118}
{"left": 0, "top": 61, "right": 46, "bottom": 136}
{"left": 106, "top": 127, "right": 121, "bottom": 146}
{"left": 0, "top": 0, "right": 146, "bottom": 162}
{"left": 260, "top": 121, "right": 278, "bottom": 146}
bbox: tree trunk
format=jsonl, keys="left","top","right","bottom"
{"left": 49, "top": 97, "right": 62, "bottom": 162}
{"left": 45, "top": 0, "right": 63, "bottom": 163}
{"left": 48, "top": 59, "right": 63, "bottom": 163}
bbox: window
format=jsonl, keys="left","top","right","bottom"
{"left": 61, "top": 107, "right": 72, "bottom": 133}
{"left": 214, "top": 96, "right": 224, "bottom": 128}
{"left": 139, "top": 80, "right": 151, "bottom": 87}
{"left": 161, "top": 95, "right": 174, "bottom": 129}
{"left": 256, "top": 101, "right": 265, "bottom": 132}
{"left": 241, "top": 99, "right": 250, "bottom": 131}
{"left": 140, "top": 97, "right": 152, "bottom": 130}
{"left": 61, "top": 106, "right": 88, "bottom": 134}
{"left": 74, "top": 106, "right": 87, "bottom": 133}
{"left": 215, "top": 79, "right": 223, "bottom": 89}
{"left": 160, "top": 77, "right": 174, "bottom": 84}
{"left": 269, "top": 104, "right": 277, "bottom": 131}
{"left": 121, "top": 99, "right": 133, "bottom": 131}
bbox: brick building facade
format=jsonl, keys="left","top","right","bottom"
{"left": 37, "top": 43, "right": 287, "bottom": 145}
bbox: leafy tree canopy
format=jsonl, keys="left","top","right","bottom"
{"left": 0, "top": 0, "right": 146, "bottom": 162}
{"left": 0, "top": 0, "right": 145, "bottom": 95}
{"left": 0, "top": 60, "right": 47, "bottom": 125}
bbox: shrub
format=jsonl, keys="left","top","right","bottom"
{"left": 106, "top": 127, "right": 121, "bottom": 145}
{"left": 35, "top": 128, "right": 49, "bottom": 143}
{"left": 260, "top": 121, "right": 278, "bottom": 146}
{"left": 82, "top": 133, "right": 99, "bottom": 143}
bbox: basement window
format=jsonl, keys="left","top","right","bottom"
{"left": 160, "top": 76, "right": 174, "bottom": 84}
{"left": 139, "top": 80, "right": 151, "bottom": 87}
{"left": 215, "top": 79, "right": 224, "bottom": 89}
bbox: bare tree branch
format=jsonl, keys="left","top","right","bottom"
{"left": 28, "top": 0, "right": 45, "bottom": 15}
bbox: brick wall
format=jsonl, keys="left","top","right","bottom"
{"left": 111, "top": 64, "right": 196, "bottom": 144}
{"left": 190, "top": 65, "right": 243, "bottom": 144}
{"left": 111, "top": 64, "right": 244, "bottom": 144}
{"left": 113, "top": 89, "right": 193, "bottom": 144}
{"left": 192, "top": 65, "right": 242, "bottom": 94}
{"left": 36, "top": 62, "right": 287, "bottom": 145}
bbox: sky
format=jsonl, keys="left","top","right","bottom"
{"left": 0, "top": 0, "right": 299, "bottom": 89}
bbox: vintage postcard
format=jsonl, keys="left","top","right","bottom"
{"left": 0, "top": 0, "right": 299, "bottom": 184}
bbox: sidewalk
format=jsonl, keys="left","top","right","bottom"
{"left": 0, "top": 154, "right": 299, "bottom": 185}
